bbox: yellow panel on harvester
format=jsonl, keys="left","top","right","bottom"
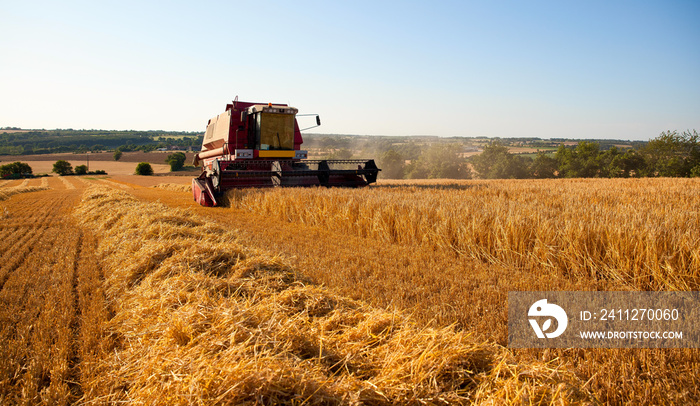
{"left": 258, "top": 150, "right": 296, "bottom": 158}
{"left": 260, "top": 112, "right": 294, "bottom": 150}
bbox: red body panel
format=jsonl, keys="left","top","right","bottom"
{"left": 192, "top": 178, "right": 217, "bottom": 207}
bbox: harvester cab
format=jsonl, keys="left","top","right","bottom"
{"left": 192, "top": 99, "right": 380, "bottom": 207}
{"left": 243, "top": 104, "right": 298, "bottom": 153}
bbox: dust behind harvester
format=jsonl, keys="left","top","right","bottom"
{"left": 192, "top": 99, "right": 380, "bottom": 206}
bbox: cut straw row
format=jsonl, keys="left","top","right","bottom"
{"left": 0, "top": 185, "right": 50, "bottom": 201}
{"left": 152, "top": 183, "right": 192, "bottom": 192}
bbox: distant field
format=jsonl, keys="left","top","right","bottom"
{"left": 4, "top": 161, "right": 173, "bottom": 176}
{"left": 0, "top": 130, "right": 30, "bottom": 134}
{"left": 0, "top": 151, "right": 196, "bottom": 163}
{"left": 458, "top": 151, "right": 481, "bottom": 158}
{"left": 0, "top": 152, "right": 198, "bottom": 175}
{"left": 506, "top": 147, "right": 540, "bottom": 154}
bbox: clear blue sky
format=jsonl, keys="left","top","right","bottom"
{"left": 1, "top": 0, "right": 698, "bottom": 140}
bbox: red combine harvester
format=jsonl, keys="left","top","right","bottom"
{"left": 192, "top": 99, "right": 380, "bottom": 206}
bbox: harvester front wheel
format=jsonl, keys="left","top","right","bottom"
{"left": 271, "top": 161, "right": 282, "bottom": 187}
{"left": 210, "top": 159, "right": 222, "bottom": 192}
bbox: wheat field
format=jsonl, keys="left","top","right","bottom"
{"left": 0, "top": 176, "right": 698, "bottom": 404}
{"left": 226, "top": 178, "right": 700, "bottom": 291}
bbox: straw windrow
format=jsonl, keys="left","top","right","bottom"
{"left": 0, "top": 184, "right": 50, "bottom": 201}
{"left": 153, "top": 183, "right": 192, "bottom": 192}
{"left": 75, "top": 186, "right": 592, "bottom": 404}
{"left": 57, "top": 176, "right": 77, "bottom": 189}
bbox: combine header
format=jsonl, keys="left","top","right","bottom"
{"left": 192, "top": 99, "right": 380, "bottom": 206}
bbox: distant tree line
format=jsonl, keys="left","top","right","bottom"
{"left": 306, "top": 135, "right": 471, "bottom": 179}
{"left": 372, "top": 130, "right": 699, "bottom": 180}
{"left": 361, "top": 143, "right": 467, "bottom": 179}
{"left": 0, "top": 129, "right": 203, "bottom": 155}
{"left": 471, "top": 130, "right": 699, "bottom": 179}
{"left": 5, "top": 128, "right": 698, "bottom": 179}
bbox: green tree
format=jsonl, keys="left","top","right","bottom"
{"left": 135, "top": 162, "right": 153, "bottom": 175}
{"left": 691, "top": 164, "right": 700, "bottom": 177}
{"left": 113, "top": 150, "right": 123, "bottom": 161}
{"left": 599, "top": 146, "right": 622, "bottom": 178}
{"left": 52, "top": 160, "right": 73, "bottom": 176}
{"left": 529, "top": 151, "right": 558, "bottom": 178}
{"left": 601, "top": 148, "right": 645, "bottom": 178}
{"left": 554, "top": 144, "right": 574, "bottom": 176}
{"left": 619, "top": 149, "right": 646, "bottom": 177}
{"left": 472, "top": 141, "right": 509, "bottom": 178}
{"left": 556, "top": 141, "right": 601, "bottom": 178}
{"left": 0, "top": 161, "right": 32, "bottom": 177}
{"left": 644, "top": 130, "right": 684, "bottom": 176}
{"left": 166, "top": 152, "right": 187, "bottom": 171}
{"left": 406, "top": 143, "right": 468, "bottom": 179}
{"left": 495, "top": 155, "right": 529, "bottom": 179}
{"left": 471, "top": 141, "right": 527, "bottom": 179}
{"left": 689, "top": 130, "right": 700, "bottom": 170}
{"left": 377, "top": 149, "right": 405, "bottom": 179}
{"left": 74, "top": 165, "right": 88, "bottom": 175}
{"left": 574, "top": 141, "right": 601, "bottom": 177}
{"left": 640, "top": 130, "right": 699, "bottom": 177}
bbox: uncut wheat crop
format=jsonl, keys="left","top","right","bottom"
{"left": 228, "top": 177, "right": 700, "bottom": 291}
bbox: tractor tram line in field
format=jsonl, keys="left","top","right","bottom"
{"left": 0, "top": 227, "right": 50, "bottom": 291}
{"left": 0, "top": 185, "right": 107, "bottom": 403}
{"left": 0, "top": 194, "right": 70, "bottom": 291}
